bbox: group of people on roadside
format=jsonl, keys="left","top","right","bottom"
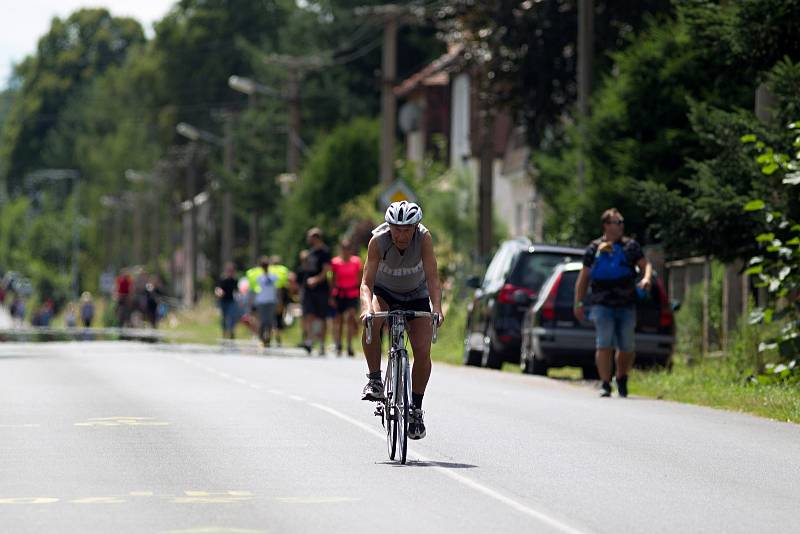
{"left": 113, "top": 269, "right": 165, "bottom": 328}
{"left": 214, "top": 228, "right": 362, "bottom": 356}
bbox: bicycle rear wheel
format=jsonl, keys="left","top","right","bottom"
{"left": 384, "top": 360, "right": 397, "bottom": 460}
{"left": 397, "top": 350, "right": 410, "bottom": 464}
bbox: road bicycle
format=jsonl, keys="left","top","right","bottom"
{"left": 365, "top": 310, "right": 439, "bottom": 464}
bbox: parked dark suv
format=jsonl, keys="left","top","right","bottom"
{"left": 463, "top": 238, "right": 583, "bottom": 369}
{"left": 520, "top": 262, "right": 676, "bottom": 378}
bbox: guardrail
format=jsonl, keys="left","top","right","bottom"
{"left": 0, "top": 326, "right": 185, "bottom": 343}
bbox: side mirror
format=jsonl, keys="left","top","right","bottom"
{"left": 670, "top": 299, "right": 681, "bottom": 312}
{"left": 465, "top": 275, "right": 481, "bottom": 289}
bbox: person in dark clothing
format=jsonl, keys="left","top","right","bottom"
{"left": 215, "top": 262, "right": 239, "bottom": 339}
{"left": 302, "top": 227, "right": 332, "bottom": 356}
{"left": 574, "top": 208, "right": 653, "bottom": 398}
{"left": 144, "top": 276, "right": 164, "bottom": 328}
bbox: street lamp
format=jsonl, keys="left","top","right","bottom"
{"left": 227, "top": 75, "right": 280, "bottom": 97}
{"left": 175, "top": 122, "right": 230, "bottom": 306}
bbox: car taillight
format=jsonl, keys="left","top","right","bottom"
{"left": 657, "top": 282, "right": 673, "bottom": 327}
{"left": 497, "top": 284, "right": 536, "bottom": 305}
{"left": 541, "top": 273, "right": 563, "bottom": 321}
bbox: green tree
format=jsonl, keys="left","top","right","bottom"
{"left": 273, "top": 117, "right": 379, "bottom": 264}
{"left": 0, "top": 9, "right": 144, "bottom": 193}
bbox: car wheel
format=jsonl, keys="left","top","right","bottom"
{"left": 481, "top": 334, "right": 503, "bottom": 370}
{"left": 463, "top": 345, "right": 482, "bottom": 366}
{"left": 581, "top": 365, "right": 599, "bottom": 380}
{"left": 531, "top": 356, "right": 548, "bottom": 376}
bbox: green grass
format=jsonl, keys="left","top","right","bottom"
{"left": 631, "top": 358, "right": 800, "bottom": 424}
{"left": 163, "top": 298, "right": 304, "bottom": 346}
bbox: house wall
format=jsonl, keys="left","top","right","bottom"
{"left": 450, "top": 72, "right": 471, "bottom": 168}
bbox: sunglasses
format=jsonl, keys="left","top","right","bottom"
{"left": 605, "top": 219, "right": 624, "bottom": 225}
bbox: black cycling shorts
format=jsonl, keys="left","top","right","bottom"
{"left": 373, "top": 285, "right": 431, "bottom": 313}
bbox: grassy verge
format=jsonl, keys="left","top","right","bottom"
{"left": 631, "top": 358, "right": 800, "bottom": 424}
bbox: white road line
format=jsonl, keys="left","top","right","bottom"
{"left": 288, "top": 395, "right": 306, "bottom": 402}
{"left": 309, "top": 402, "right": 589, "bottom": 534}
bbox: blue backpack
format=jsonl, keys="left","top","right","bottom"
{"left": 590, "top": 242, "right": 633, "bottom": 281}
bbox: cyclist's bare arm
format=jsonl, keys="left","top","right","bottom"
{"left": 360, "top": 237, "right": 381, "bottom": 322}
{"left": 421, "top": 232, "right": 444, "bottom": 326}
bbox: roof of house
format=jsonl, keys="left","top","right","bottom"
{"left": 394, "top": 43, "right": 464, "bottom": 98}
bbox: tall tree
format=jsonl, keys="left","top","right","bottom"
{"left": 0, "top": 9, "right": 144, "bottom": 193}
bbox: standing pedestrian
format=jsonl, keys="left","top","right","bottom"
{"left": 574, "top": 208, "right": 653, "bottom": 397}
{"left": 80, "top": 292, "right": 95, "bottom": 328}
{"left": 144, "top": 276, "right": 163, "bottom": 328}
{"left": 331, "top": 239, "right": 362, "bottom": 356}
{"left": 268, "top": 255, "right": 291, "bottom": 347}
{"left": 250, "top": 256, "right": 279, "bottom": 348}
{"left": 301, "top": 228, "right": 332, "bottom": 356}
{"left": 215, "top": 262, "right": 239, "bottom": 339}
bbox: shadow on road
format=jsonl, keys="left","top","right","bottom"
{"left": 379, "top": 460, "right": 478, "bottom": 469}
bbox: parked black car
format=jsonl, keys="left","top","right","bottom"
{"left": 463, "top": 238, "right": 583, "bottom": 369}
{"left": 520, "top": 262, "right": 676, "bottom": 378}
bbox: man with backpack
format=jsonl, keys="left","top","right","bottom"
{"left": 574, "top": 208, "right": 653, "bottom": 397}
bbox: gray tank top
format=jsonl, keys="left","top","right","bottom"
{"left": 373, "top": 223, "right": 430, "bottom": 301}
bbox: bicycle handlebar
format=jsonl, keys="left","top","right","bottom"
{"left": 364, "top": 311, "right": 440, "bottom": 345}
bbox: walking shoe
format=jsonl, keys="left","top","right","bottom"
{"left": 335, "top": 344, "right": 342, "bottom": 356}
{"left": 616, "top": 375, "right": 629, "bottom": 398}
{"left": 408, "top": 408, "right": 426, "bottom": 440}
{"left": 361, "top": 379, "right": 385, "bottom": 401}
{"left": 347, "top": 347, "right": 355, "bottom": 357}
{"left": 303, "top": 340, "right": 312, "bottom": 354}
{"left": 600, "top": 381, "right": 612, "bottom": 397}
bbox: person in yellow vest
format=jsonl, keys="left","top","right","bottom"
{"left": 249, "top": 256, "right": 279, "bottom": 348}
{"left": 268, "top": 255, "right": 291, "bottom": 347}
{"left": 245, "top": 261, "right": 265, "bottom": 339}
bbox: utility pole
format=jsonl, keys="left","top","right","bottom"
{"left": 577, "top": 0, "right": 594, "bottom": 193}
{"left": 381, "top": 9, "right": 399, "bottom": 187}
{"left": 222, "top": 112, "right": 235, "bottom": 266}
{"left": 355, "top": 4, "right": 422, "bottom": 187}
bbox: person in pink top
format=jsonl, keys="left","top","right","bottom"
{"left": 331, "top": 239, "right": 363, "bottom": 356}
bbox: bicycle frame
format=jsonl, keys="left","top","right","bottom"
{"left": 365, "top": 310, "right": 438, "bottom": 464}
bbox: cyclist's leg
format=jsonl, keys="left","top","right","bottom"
{"left": 407, "top": 317, "right": 433, "bottom": 396}
{"left": 362, "top": 294, "right": 388, "bottom": 374}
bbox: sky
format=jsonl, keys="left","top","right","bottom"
{"left": 0, "top": 0, "right": 176, "bottom": 89}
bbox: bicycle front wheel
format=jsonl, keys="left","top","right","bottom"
{"left": 384, "top": 360, "right": 397, "bottom": 460}
{"left": 396, "top": 350, "right": 410, "bottom": 464}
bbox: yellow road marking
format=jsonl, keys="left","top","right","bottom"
{"left": 172, "top": 491, "right": 253, "bottom": 504}
{"left": 70, "top": 497, "right": 127, "bottom": 504}
{"left": 0, "top": 497, "right": 59, "bottom": 504}
{"left": 75, "top": 417, "right": 169, "bottom": 427}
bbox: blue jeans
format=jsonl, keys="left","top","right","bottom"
{"left": 591, "top": 305, "right": 636, "bottom": 352}
{"left": 220, "top": 300, "right": 238, "bottom": 332}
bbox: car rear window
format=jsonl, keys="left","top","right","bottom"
{"left": 555, "top": 271, "right": 579, "bottom": 304}
{"left": 508, "top": 252, "right": 580, "bottom": 292}
{"left": 554, "top": 271, "right": 665, "bottom": 308}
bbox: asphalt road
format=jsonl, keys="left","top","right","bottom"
{"left": 0, "top": 341, "right": 797, "bottom": 534}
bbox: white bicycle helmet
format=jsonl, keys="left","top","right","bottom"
{"left": 384, "top": 201, "right": 423, "bottom": 225}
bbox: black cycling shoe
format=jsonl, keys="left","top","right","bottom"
{"left": 408, "top": 408, "right": 426, "bottom": 440}
{"left": 616, "top": 376, "right": 629, "bottom": 398}
{"left": 600, "top": 381, "right": 612, "bottom": 397}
